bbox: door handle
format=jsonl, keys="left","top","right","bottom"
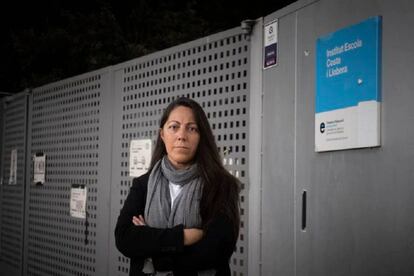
{"left": 302, "top": 190, "right": 307, "bottom": 231}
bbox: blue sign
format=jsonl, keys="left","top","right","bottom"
{"left": 315, "top": 16, "right": 382, "bottom": 152}
{"left": 316, "top": 16, "right": 382, "bottom": 113}
{"left": 264, "top": 43, "right": 277, "bottom": 67}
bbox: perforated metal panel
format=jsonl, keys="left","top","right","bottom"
{"left": 0, "top": 92, "right": 28, "bottom": 275}
{"left": 109, "top": 27, "right": 250, "bottom": 276}
{"left": 0, "top": 98, "right": 3, "bottom": 182}
{"left": 0, "top": 97, "right": 3, "bottom": 264}
{"left": 0, "top": 26, "right": 252, "bottom": 276}
{"left": 26, "top": 71, "right": 113, "bottom": 276}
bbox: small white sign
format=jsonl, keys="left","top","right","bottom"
{"left": 70, "top": 185, "right": 87, "bottom": 219}
{"left": 33, "top": 154, "right": 46, "bottom": 185}
{"left": 129, "top": 139, "right": 152, "bottom": 177}
{"left": 264, "top": 21, "right": 278, "bottom": 47}
{"left": 9, "top": 149, "right": 17, "bottom": 185}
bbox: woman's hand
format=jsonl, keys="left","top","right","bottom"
{"left": 183, "top": 228, "right": 204, "bottom": 246}
{"left": 132, "top": 215, "right": 146, "bottom": 226}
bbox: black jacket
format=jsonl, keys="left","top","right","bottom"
{"left": 115, "top": 173, "right": 237, "bottom": 276}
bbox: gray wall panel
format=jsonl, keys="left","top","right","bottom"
{"left": 26, "top": 69, "right": 113, "bottom": 276}
{"left": 261, "top": 11, "right": 296, "bottom": 276}
{"left": 0, "top": 97, "right": 3, "bottom": 260}
{"left": 94, "top": 70, "right": 114, "bottom": 276}
{"left": 247, "top": 17, "right": 263, "bottom": 276}
{"left": 294, "top": 0, "right": 414, "bottom": 275}
{"left": 108, "top": 67, "right": 129, "bottom": 276}
{"left": 0, "top": 98, "right": 3, "bottom": 183}
{"left": 261, "top": 0, "right": 414, "bottom": 275}
{"left": 109, "top": 28, "right": 251, "bottom": 276}
{"left": 0, "top": 92, "right": 28, "bottom": 276}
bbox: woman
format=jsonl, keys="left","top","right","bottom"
{"left": 115, "top": 97, "right": 240, "bottom": 276}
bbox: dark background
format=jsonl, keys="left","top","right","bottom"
{"left": 0, "top": 0, "right": 295, "bottom": 94}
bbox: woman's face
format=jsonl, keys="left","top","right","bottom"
{"left": 160, "top": 106, "right": 200, "bottom": 169}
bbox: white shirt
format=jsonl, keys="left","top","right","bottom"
{"left": 169, "top": 181, "right": 183, "bottom": 208}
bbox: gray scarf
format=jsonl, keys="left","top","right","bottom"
{"left": 143, "top": 157, "right": 215, "bottom": 276}
{"left": 145, "top": 156, "right": 202, "bottom": 229}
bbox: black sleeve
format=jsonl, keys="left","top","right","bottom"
{"left": 114, "top": 174, "right": 185, "bottom": 259}
{"left": 172, "top": 213, "right": 237, "bottom": 272}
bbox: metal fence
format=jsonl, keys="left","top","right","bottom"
{"left": 1, "top": 26, "right": 250, "bottom": 276}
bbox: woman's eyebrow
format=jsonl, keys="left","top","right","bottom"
{"left": 166, "top": 120, "right": 180, "bottom": 124}
{"left": 166, "top": 120, "right": 197, "bottom": 125}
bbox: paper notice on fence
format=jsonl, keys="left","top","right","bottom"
{"left": 33, "top": 154, "right": 46, "bottom": 184}
{"left": 70, "top": 185, "right": 87, "bottom": 219}
{"left": 129, "top": 139, "right": 152, "bottom": 177}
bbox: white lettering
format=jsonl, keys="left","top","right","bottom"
{"left": 327, "top": 66, "right": 348, "bottom": 77}
{"left": 326, "top": 45, "right": 344, "bottom": 57}
{"left": 345, "top": 39, "right": 363, "bottom": 52}
{"left": 326, "top": 57, "right": 341, "bottom": 67}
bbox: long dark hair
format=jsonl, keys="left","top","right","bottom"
{"left": 150, "top": 97, "right": 240, "bottom": 237}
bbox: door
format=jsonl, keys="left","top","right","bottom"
{"left": 295, "top": 1, "right": 414, "bottom": 275}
